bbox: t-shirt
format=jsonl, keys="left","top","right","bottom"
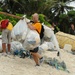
{"left": 32, "top": 22, "right": 42, "bottom": 34}
{"left": 7, "top": 22, "right": 13, "bottom": 31}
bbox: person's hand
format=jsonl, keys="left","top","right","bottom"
{"left": 21, "top": 15, "right": 26, "bottom": 20}
{"left": 21, "top": 17, "right": 24, "bottom": 20}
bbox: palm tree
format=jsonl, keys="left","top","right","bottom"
{"left": 0, "top": 0, "right": 25, "bottom": 14}
{"left": 0, "top": 0, "right": 58, "bottom": 15}
{"left": 48, "top": 0, "right": 75, "bottom": 33}
{"left": 49, "top": 0, "right": 75, "bottom": 21}
{"left": 0, "top": 0, "right": 75, "bottom": 18}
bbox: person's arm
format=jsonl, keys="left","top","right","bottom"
{"left": 27, "top": 23, "right": 36, "bottom": 30}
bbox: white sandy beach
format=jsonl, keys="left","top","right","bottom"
{"left": 0, "top": 49, "right": 75, "bottom": 75}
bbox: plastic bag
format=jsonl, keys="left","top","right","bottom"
{"left": 39, "top": 42, "right": 49, "bottom": 51}
{"left": 43, "top": 24, "right": 54, "bottom": 38}
{"left": 0, "top": 40, "right": 25, "bottom": 53}
{"left": 11, "top": 19, "right": 28, "bottom": 41}
{"left": 43, "top": 24, "right": 60, "bottom": 51}
{"left": 39, "top": 42, "right": 54, "bottom": 51}
{"left": 11, "top": 41, "right": 24, "bottom": 54}
{"left": 50, "top": 33, "right": 60, "bottom": 51}
{"left": 46, "top": 42, "right": 54, "bottom": 50}
{"left": 23, "top": 30, "right": 40, "bottom": 50}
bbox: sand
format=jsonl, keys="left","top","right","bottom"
{"left": 0, "top": 49, "right": 75, "bottom": 75}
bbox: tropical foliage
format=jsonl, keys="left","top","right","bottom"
{"left": 0, "top": 0, "right": 75, "bottom": 33}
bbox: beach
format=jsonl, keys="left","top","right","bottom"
{"left": 0, "top": 49, "right": 75, "bottom": 75}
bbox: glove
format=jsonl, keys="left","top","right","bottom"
{"left": 27, "top": 20, "right": 34, "bottom": 24}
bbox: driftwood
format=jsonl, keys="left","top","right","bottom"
{"left": 0, "top": 11, "right": 23, "bottom": 19}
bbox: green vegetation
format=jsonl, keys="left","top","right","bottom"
{"left": 39, "top": 14, "right": 51, "bottom": 26}
{"left": 0, "top": 0, "right": 75, "bottom": 33}
{"left": 0, "top": 14, "right": 19, "bottom": 26}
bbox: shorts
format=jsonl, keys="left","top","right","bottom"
{"left": 2, "top": 29, "right": 11, "bottom": 44}
{"left": 30, "top": 47, "right": 38, "bottom": 53}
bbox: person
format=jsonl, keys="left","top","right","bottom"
{"left": 0, "top": 19, "right": 13, "bottom": 56}
{"left": 51, "top": 22, "right": 60, "bottom": 33}
{"left": 69, "top": 23, "right": 75, "bottom": 35}
{"left": 27, "top": 13, "right": 43, "bottom": 66}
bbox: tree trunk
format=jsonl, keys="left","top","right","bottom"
{"left": 0, "top": 11, "right": 22, "bottom": 19}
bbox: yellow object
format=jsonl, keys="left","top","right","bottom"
{"left": 7, "top": 22, "right": 13, "bottom": 30}
{"left": 32, "top": 22, "right": 42, "bottom": 34}
{"left": 56, "top": 31, "right": 75, "bottom": 51}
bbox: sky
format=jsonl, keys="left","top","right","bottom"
{"left": 67, "top": 1, "right": 75, "bottom": 7}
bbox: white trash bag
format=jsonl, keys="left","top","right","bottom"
{"left": 39, "top": 42, "right": 49, "bottom": 51}
{"left": 11, "top": 19, "right": 28, "bottom": 41}
{"left": 39, "top": 42, "right": 54, "bottom": 51}
{"left": 46, "top": 42, "right": 54, "bottom": 50}
{"left": 43, "top": 24, "right": 54, "bottom": 38}
{"left": 43, "top": 24, "right": 60, "bottom": 51}
{"left": 23, "top": 30, "right": 40, "bottom": 50}
{"left": 50, "top": 33, "right": 60, "bottom": 51}
{"left": 11, "top": 41, "right": 24, "bottom": 54}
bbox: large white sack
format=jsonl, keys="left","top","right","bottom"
{"left": 39, "top": 42, "right": 54, "bottom": 51}
{"left": 38, "top": 42, "right": 54, "bottom": 54}
{"left": 23, "top": 30, "right": 40, "bottom": 50}
{"left": 43, "top": 24, "right": 54, "bottom": 38}
{"left": 11, "top": 18, "right": 40, "bottom": 50}
{"left": 11, "top": 41, "right": 24, "bottom": 54}
{"left": 50, "top": 33, "right": 60, "bottom": 51}
{"left": 46, "top": 42, "right": 54, "bottom": 50}
{"left": 11, "top": 19, "right": 28, "bottom": 41}
{"left": 43, "top": 24, "right": 60, "bottom": 51}
{"left": 39, "top": 42, "right": 49, "bottom": 51}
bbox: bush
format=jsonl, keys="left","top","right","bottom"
{"left": 39, "top": 14, "right": 51, "bottom": 26}
{"left": 0, "top": 14, "right": 19, "bottom": 26}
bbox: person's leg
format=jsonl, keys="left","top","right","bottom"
{"left": 31, "top": 52, "right": 43, "bottom": 65}
{"left": 7, "top": 30, "right": 11, "bottom": 53}
{"left": 2, "top": 29, "right": 8, "bottom": 53}
{"left": 31, "top": 53, "right": 39, "bottom": 65}
{"left": 2, "top": 43, "right": 6, "bottom": 52}
{"left": 30, "top": 47, "right": 43, "bottom": 65}
{"left": 31, "top": 52, "right": 42, "bottom": 59}
{"left": 7, "top": 44, "right": 11, "bottom": 52}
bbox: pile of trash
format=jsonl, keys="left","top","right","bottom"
{"left": 11, "top": 19, "right": 40, "bottom": 50}
{"left": 44, "top": 57, "right": 70, "bottom": 73}
{"left": 0, "top": 17, "right": 60, "bottom": 57}
{"left": 0, "top": 39, "right": 31, "bottom": 58}
{"left": 11, "top": 18, "right": 60, "bottom": 52}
